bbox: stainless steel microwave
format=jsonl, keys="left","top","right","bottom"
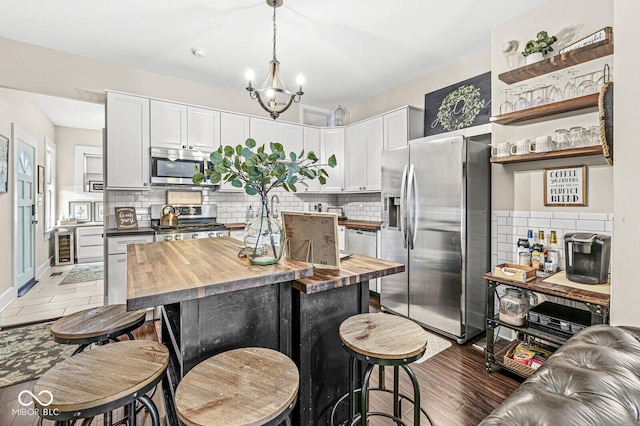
{"left": 150, "top": 147, "right": 214, "bottom": 186}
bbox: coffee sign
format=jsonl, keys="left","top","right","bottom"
{"left": 544, "top": 166, "right": 586, "bottom": 206}
{"left": 115, "top": 207, "right": 139, "bottom": 230}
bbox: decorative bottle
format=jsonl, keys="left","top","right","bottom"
{"left": 547, "top": 230, "right": 561, "bottom": 271}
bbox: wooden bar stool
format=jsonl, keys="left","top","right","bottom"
{"left": 175, "top": 347, "right": 299, "bottom": 426}
{"left": 332, "top": 313, "right": 433, "bottom": 426}
{"left": 51, "top": 304, "right": 147, "bottom": 354}
{"left": 33, "top": 340, "right": 168, "bottom": 426}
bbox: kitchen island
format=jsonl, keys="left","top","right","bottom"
{"left": 127, "top": 237, "right": 404, "bottom": 425}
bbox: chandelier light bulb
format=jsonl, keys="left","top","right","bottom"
{"left": 296, "top": 74, "right": 305, "bottom": 86}
{"left": 266, "top": 88, "right": 275, "bottom": 99}
{"left": 245, "top": 69, "right": 255, "bottom": 83}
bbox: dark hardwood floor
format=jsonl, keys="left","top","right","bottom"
{"left": 0, "top": 299, "right": 522, "bottom": 425}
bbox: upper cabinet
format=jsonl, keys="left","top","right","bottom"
{"left": 106, "top": 92, "right": 150, "bottom": 190}
{"left": 303, "top": 127, "right": 321, "bottom": 193}
{"left": 346, "top": 116, "right": 383, "bottom": 192}
{"left": 150, "top": 100, "right": 220, "bottom": 151}
{"left": 383, "top": 107, "right": 424, "bottom": 150}
{"left": 219, "top": 112, "right": 250, "bottom": 192}
{"left": 320, "top": 128, "right": 345, "bottom": 192}
{"left": 278, "top": 122, "right": 304, "bottom": 158}
{"left": 249, "top": 117, "right": 278, "bottom": 145}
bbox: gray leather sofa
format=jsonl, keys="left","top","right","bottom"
{"left": 479, "top": 325, "right": 640, "bottom": 426}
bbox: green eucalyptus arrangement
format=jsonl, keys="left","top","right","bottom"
{"left": 522, "top": 31, "right": 558, "bottom": 57}
{"left": 192, "top": 138, "right": 337, "bottom": 264}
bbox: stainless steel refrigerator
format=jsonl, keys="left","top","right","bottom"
{"left": 380, "top": 135, "right": 490, "bottom": 343}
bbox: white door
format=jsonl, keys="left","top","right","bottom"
{"left": 13, "top": 124, "right": 37, "bottom": 294}
{"left": 363, "top": 116, "right": 383, "bottom": 191}
{"left": 150, "top": 100, "right": 186, "bottom": 149}
{"left": 249, "top": 117, "right": 278, "bottom": 145}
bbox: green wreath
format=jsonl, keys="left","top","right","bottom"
{"left": 438, "top": 84, "right": 482, "bottom": 131}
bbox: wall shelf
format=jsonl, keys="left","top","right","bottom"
{"left": 491, "top": 93, "right": 599, "bottom": 125}
{"left": 490, "top": 145, "right": 603, "bottom": 164}
{"left": 498, "top": 35, "right": 613, "bottom": 85}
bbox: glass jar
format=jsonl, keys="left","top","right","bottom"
{"left": 569, "top": 126, "right": 585, "bottom": 148}
{"left": 499, "top": 288, "right": 529, "bottom": 326}
{"left": 554, "top": 129, "right": 569, "bottom": 150}
{"left": 243, "top": 199, "right": 284, "bottom": 265}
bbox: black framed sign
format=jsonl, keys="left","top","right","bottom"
{"left": 544, "top": 165, "right": 587, "bottom": 206}
{"left": 424, "top": 71, "right": 491, "bottom": 136}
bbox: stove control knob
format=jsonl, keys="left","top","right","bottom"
{"left": 174, "top": 235, "right": 182, "bottom": 240}
{"left": 208, "top": 233, "right": 216, "bottom": 238}
{"left": 192, "top": 234, "right": 199, "bottom": 239}
{"left": 216, "top": 232, "right": 224, "bottom": 237}
{"left": 164, "top": 235, "right": 173, "bottom": 241}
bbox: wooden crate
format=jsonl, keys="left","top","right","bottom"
{"left": 493, "top": 263, "right": 537, "bottom": 283}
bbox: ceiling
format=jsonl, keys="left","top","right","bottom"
{"left": 1, "top": 0, "right": 547, "bottom": 110}
{"left": 30, "top": 93, "right": 105, "bottom": 130}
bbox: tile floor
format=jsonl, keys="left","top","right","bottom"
{"left": 0, "top": 263, "right": 104, "bottom": 328}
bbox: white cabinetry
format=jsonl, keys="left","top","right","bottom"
{"left": 383, "top": 107, "right": 424, "bottom": 150}
{"left": 219, "top": 113, "right": 250, "bottom": 192}
{"left": 346, "top": 117, "right": 383, "bottom": 192}
{"left": 303, "top": 127, "right": 321, "bottom": 193}
{"left": 320, "top": 128, "right": 345, "bottom": 193}
{"left": 250, "top": 117, "right": 278, "bottom": 145}
{"left": 76, "top": 226, "right": 104, "bottom": 264}
{"left": 106, "top": 234, "right": 154, "bottom": 305}
{"left": 338, "top": 225, "right": 346, "bottom": 251}
{"left": 106, "top": 92, "right": 150, "bottom": 190}
{"left": 278, "top": 122, "right": 304, "bottom": 158}
{"left": 150, "top": 100, "right": 219, "bottom": 151}
{"left": 230, "top": 230, "right": 244, "bottom": 242}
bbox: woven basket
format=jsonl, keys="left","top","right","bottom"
{"left": 497, "top": 340, "right": 536, "bottom": 377}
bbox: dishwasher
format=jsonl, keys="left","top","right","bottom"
{"left": 345, "top": 227, "right": 378, "bottom": 292}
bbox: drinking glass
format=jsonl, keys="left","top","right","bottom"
{"left": 555, "top": 129, "right": 569, "bottom": 150}
{"left": 548, "top": 74, "right": 564, "bottom": 104}
{"left": 577, "top": 72, "right": 597, "bottom": 96}
{"left": 569, "top": 126, "right": 585, "bottom": 148}
{"left": 588, "top": 125, "right": 601, "bottom": 146}
{"left": 532, "top": 84, "right": 548, "bottom": 107}
{"left": 514, "top": 85, "right": 531, "bottom": 111}
{"left": 499, "top": 89, "right": 515, "bottom": 115}
{"left": 563, "top": 70, "right": 578, "bottom": 99}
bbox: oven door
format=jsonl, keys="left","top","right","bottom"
{"left": 150, "top": 148, "right": 213, "bottom": 185}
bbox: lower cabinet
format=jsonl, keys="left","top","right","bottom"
{"left": 229, "top": 229, "right": 244, "bottom": 242}
{"left": 76, "top": 226, "right": 104, "bottom": 264}
{"left": 106, "top": 234, "right": 154, "bottom": 305}
{"left": 345, "top": 227, "right": 380, "bottom": 293}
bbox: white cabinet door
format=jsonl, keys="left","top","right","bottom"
{"left": 150, "top": 100, "right": 187, "bottom": 149}
{"left": 76, "top": 226, "right": 104, "bottom": 264}
{"left": 250, "top": 117, "right": 278, "bottom": 146}
{"left": 384, "top": 108, "right": 408, "bottom": 150}
{"left": 320, "top": 128, "right": 345, "bottom": 193}
{"left": 107, "top": 253, "right": 127, "bottom": 305}
{"left": 363, "top": 116, "right": 383, "bottom": 191}
{"left": 220, "top": 113, "right": 250, "bottom": 192}
{"left": 188, "top": 106, "right": 220, "bottom": 152}
{"left": 338, "top": 225, "right": 346, "bottom": 251}
{"left": 106, "top": 92, "right": 150, "bottom": 190}
{"left": 303, "top": 127, "right": 321, "bottom": 193}
{"left": 345, "top": 123, "right": 365, "bottom": 192}
{"left": 278, "top": 122, "right": 304, "bottom": 158}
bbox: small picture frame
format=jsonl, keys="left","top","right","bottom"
{"left": 93, "top": 201, "right": 104, "bottom": 222}
{"left": 69, "top": 201, "right": 92, "bottom": 222}
{"left": 114, "top": 207, "right": 139, "bottom": 230}
{"left": 37, "top": 165, "right": 45, "bottom": 194}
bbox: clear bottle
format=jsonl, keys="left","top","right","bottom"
{"left": 527, "top": 229, "right": 534, "bottom": 260}
{"left": 531, "top": 243, "right": 544, "bottom": 270}
{"left": 547, "top": 231, "right": 561, "bottom": 271}
{"left": 247, "top": 205, "right": 255, "bottom": 221}
{"left": 516, "top": 237, "right": 530, "bottom": 266}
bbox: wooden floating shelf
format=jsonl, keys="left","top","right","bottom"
{"left": 491, "top": 93, "right": 599, "bottom": 125}
{"left": 499, "top": 37, "right": 614, "bottom": 85}
{"left": 490, "top": 145, "right": 603, "bottom": 164}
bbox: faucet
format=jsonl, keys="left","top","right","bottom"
{"left": 270, "top": 194, "right": 280, "bottom": 218}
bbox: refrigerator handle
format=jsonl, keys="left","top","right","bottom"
{"left": 400, "top": 164, "right": 409, "bottom": 249}
{"left": 407, "top": 164, "right": 417, "bottom": 249}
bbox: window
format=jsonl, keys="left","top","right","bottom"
{"left": 299, "top": 104, "right": 335, "bottom": 127}
{"left": 44, "top": 136, "right": 56, "bottom": 235}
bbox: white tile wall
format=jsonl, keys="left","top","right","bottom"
{"left": 106, "top": 187, "right": 383, "bottom": 227}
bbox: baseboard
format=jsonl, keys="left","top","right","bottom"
{"left": 0, "top": 287, "right": 17, "bottom": 313}
{"left": 36, "top": 256, "right": 54, "bottom": 280}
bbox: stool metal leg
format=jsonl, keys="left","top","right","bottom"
{"left": 348, "top": 356, "right": 357, "bottom": 422}
{"left": 128, "top": 401, "right": 137, "bottom": 426}
{"left": 137, "top": 395, "right": 160, "bottom": 426}
{"left": 393, "top": 365, "right": 400, "bottom": 419}
{"left": 357, "top": 364, "right": 375, "bottom": 426}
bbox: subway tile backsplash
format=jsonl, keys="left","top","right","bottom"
{"left": 105, "top": 187, "right": 382, "bottom": 228}
{"left": 491, "top": 210, "right": 613, "bottom": 268}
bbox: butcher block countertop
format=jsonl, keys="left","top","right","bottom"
{"left": 294, "top": 255, "right": 404, "bottom": 294}
{"left": 338, "top": 219, "right": 382, "bottom": 230}
{"left": 126, "top": 237, "right": 313, "bottom": 310}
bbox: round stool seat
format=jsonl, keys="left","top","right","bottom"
{"left": 33, "top": 340, "right": 168, "bottom": 420}
{"left": 176, "top": 347, "right": 299, "bottom": 426}
{"left": 51, "top": 304, "right": 146, "bottom": 346}
{"left": 339, "top": 313, "right": 428, "bottom": 362}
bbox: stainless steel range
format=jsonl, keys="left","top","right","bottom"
{"left": 150, "top": 204, "right": 230, "bottom": 242}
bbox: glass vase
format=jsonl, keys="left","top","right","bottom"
{"left": 243, "top": 198, "right": 284, "bottom": 265}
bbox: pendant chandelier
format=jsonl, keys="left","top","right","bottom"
{"left": 245, "top": 0, "right": 304, "bottom": 120}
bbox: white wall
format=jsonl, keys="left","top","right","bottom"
{"left": 611, "top": 0, "right": 640, "bottom": 326}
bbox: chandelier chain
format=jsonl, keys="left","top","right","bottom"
{"left": 272, "top": 2, "right": 277, "bottom": 60}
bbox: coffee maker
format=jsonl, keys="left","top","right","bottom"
{"left": 565, "top": 233, "right": 611, "bottom": 284}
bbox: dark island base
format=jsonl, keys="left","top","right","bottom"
{"left": 160, "top": 279, "right": 369, "bottom": 426}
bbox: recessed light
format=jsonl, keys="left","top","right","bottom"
{"left": 191, "top": 47, "right": 207, "bottom": 58}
